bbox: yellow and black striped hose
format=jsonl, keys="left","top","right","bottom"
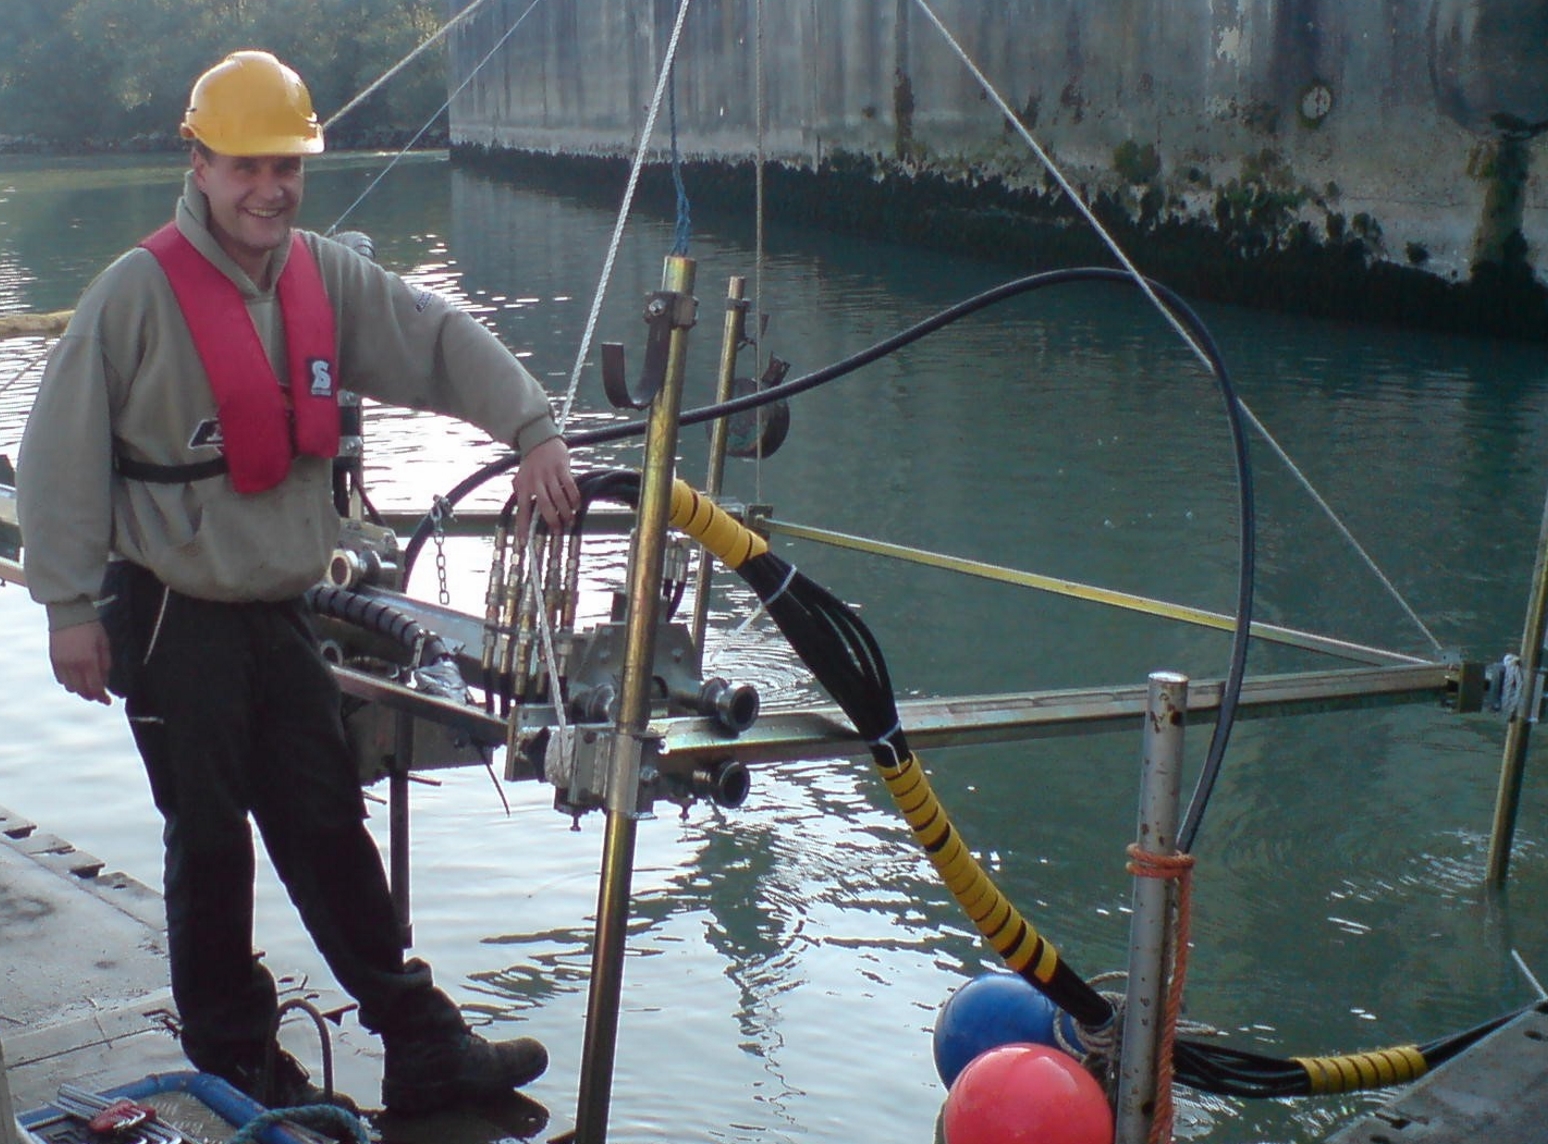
{"left": 661, "top": 475, "right": 1528, "bottom": 1099}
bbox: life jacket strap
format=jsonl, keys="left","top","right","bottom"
{"left": 113, "top": 449, "right": 230, "bottom": 483}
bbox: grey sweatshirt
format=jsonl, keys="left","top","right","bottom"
{"left": 19, "top": 173, "right": 561, "bottom": 630}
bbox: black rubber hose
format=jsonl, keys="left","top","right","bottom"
{"left": 399, "top": 267, "right": 1253, "bottom": 850}
{"left": 304, "top": 583, "right": 454, "bottom": 664}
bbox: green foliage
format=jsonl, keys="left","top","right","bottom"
{"left": 0, "top": 0, "right": 448, "bottom": 148}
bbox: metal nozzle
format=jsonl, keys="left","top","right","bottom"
{"left": 699, "top": 677, "right": 760, "bottom": 735}
{"left": 691, "top": 760, "right": 750, "bottom": 808}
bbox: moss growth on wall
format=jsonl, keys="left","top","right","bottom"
{"left": 452, "top": 143, "right": 1548, "bottom": 343}
{"left": 1113, "top": 140, "right": 1161, "bottom": 185}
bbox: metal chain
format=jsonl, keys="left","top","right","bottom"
{"left": 430, "top": 494, "right": 453, "bottom": 606}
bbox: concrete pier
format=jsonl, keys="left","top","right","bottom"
{"left": 444, "top": 0, "right": 1548, "bottom": 340}
{"left": 1325, "top": 1002, "right": 1548, "bottom": 1144}
{"left": 0, "top": 806, "right": 371, "bottom": 1120}
{"left": 0, "top": 805, "right": 184, "bottom": 1113}
{"left": 0, "top": 809, "right": 560, "bottom": 1141}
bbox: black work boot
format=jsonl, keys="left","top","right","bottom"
{"left": 382, "top": 1030, "right": 548, "bottom": 1115}
{"left": 217, "top": 1047, "right": 361, "bottom": 1114}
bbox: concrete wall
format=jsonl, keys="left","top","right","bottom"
{"left": 445, "top": 0, "right": 1548, "bottom": 332}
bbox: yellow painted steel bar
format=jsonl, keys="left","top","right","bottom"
{"left": 761, "top": 516, "right": 1430, "bottom": 667}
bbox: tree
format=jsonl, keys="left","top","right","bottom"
{"left": 0, "top": 0, "right": 450, "bottom": 148}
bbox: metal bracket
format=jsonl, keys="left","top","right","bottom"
{"left": 562, "top": 726, "right": 661, "bottom": 818}
{"left": 602, "top": 290, "right": 699, "bottom": 409}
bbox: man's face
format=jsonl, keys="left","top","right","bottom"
{"left": 191, "top": 149, "right": 304, "bottom": 282}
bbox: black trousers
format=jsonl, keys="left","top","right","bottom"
{"left": 104, "top": 562, "right": 465, "bottom": 1069}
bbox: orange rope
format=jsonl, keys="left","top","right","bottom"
{"left": 1125, "top": 843, "right": 1196, "bottom": 1144}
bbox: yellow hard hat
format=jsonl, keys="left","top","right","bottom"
{"left": 180, "top": 50, "right": 324, "bottom": 156}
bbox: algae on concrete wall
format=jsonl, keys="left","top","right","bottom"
{"left": 445, "top": 0, "right": 1548, "bottom": 339}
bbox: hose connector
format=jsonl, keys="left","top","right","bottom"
{"left": 698, "top": 677, "right": 760, "bottom": 735}
{"left": 690, "top": 760, "right": 751, "bottom": 808}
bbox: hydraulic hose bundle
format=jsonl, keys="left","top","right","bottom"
{"left": 399, "top": 268, "right": 1256, "bottom": 854}
{"left": 304, "top": 583, "right": 472, "bottom": 702}
{"left": 390, "top": 265, "right": 1524, "bottom": 1101}
{"left": 651, "top": 474, "right": 1531, "bottom": 1100}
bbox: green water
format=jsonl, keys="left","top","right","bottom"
{"left": 3, "top": 151, "right": 1548, "bottom": 1142}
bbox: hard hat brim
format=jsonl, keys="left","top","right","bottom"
{"left": 180, "top": 122, "right": 325, "bottom": 157}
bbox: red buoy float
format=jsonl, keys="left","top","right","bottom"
{"left": 942, "top": 1043, "right": 1114, "bottom": 1144}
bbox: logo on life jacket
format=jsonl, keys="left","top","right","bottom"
{"left": 188, "top": 419, "right": 225, "bottom": 449}
{"left": 309, "top": 358, "right": 334, "bottom": 397}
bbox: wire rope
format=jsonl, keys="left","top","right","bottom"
{"left": 512, "top": 0, "right": 695, "bottom": 754}
{"left": 552, "top": 0, "right": 695, "bottom": 431}
{"left": 912, "top": 0, "right": 1440, "bottom": 659}
{"left": 910, "top": 0, "right": 1453, "bottom": 842}
{"left": 322, "top": 0, "right": 499, "bottom": 134}
{"left": 324, "top": 0, "right": 548, "bottom": 237}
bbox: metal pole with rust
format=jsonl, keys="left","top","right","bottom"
{"left": 1114, "top": 671, "right": 1187, "bottom": 1144}
{"left": 1487, "top": 484, "right": 1548, "bottom": 885}
{"left": 689, "top": 276, "right": 749, "bottom": 656}
{"left": 574, "top": 255, "right": 697, "bottom": 1144}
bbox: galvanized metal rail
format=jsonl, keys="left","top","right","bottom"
{"left": 333, "top": 658, "right": 1469, "bottom": 776}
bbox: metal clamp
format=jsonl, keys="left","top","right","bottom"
{"left": 601, "top": 290, "right": 699, "bottom": 409}
{"left": 562, "top": 726, "right": 663, "bottom": 818}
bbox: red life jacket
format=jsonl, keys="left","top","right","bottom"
{"left": 141, "top": 223, "right": 340, "bottom": 494}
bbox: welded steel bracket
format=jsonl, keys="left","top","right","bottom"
{"left": 557, "top": 726, "right": 661, "bottom": 818}
{"left": 602, "top": 290, "right": 699, "bottom": 409}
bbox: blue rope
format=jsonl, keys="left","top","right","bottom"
{"left": 228, "top": 1105, "right": 371, "bottom": 1144}
{"left": 668, "top": 63, "right": 692, "bottom": 256}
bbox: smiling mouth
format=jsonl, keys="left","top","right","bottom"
{"left": 244, "top": 206, "right": 286, "bottom": 219}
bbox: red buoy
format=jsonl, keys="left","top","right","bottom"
{"left": 943, "top": 1043, "right": 1114, "bottom": 1144}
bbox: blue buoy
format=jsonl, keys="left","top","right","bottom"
{"left": 932, "top": 970, "right": 1080, "bottom": 1088}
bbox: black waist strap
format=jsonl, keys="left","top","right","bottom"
{"left": 113, "top": 452, "right": 229, "bottom": 483}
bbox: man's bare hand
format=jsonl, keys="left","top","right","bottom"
{"left": 50, "top": 619, "right": 113, "bottom": 705}
{"left": 512, "top": 435, "right": 580, "bottom": 537}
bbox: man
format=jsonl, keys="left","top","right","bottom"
{"left": 17, "top": 50, "right": 579, "bottom": 1115}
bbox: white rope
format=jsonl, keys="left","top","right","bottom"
{"left": 730, "top": 563, "right": 795, "bottom": 637}
{"left": 525, "top": 0, "right": 697, "bottom": 739}
{"left": 912, "top": 0, "right": 1443, "bottom": 656}
{"left": 322, "top": 0, "right": 500, "bottom": 133}
{"left": 1498, "top": 654, "right": 1524, "bottom": 717}
{"left": 325, "top": 0, "right": 548, "bottom": 236}
{"left": 554, "top": 0, "right": 696, "bottom": 431}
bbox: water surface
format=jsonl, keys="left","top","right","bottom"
{"left": 3, "top": 151, "right": 1548, "bottom": 1143}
